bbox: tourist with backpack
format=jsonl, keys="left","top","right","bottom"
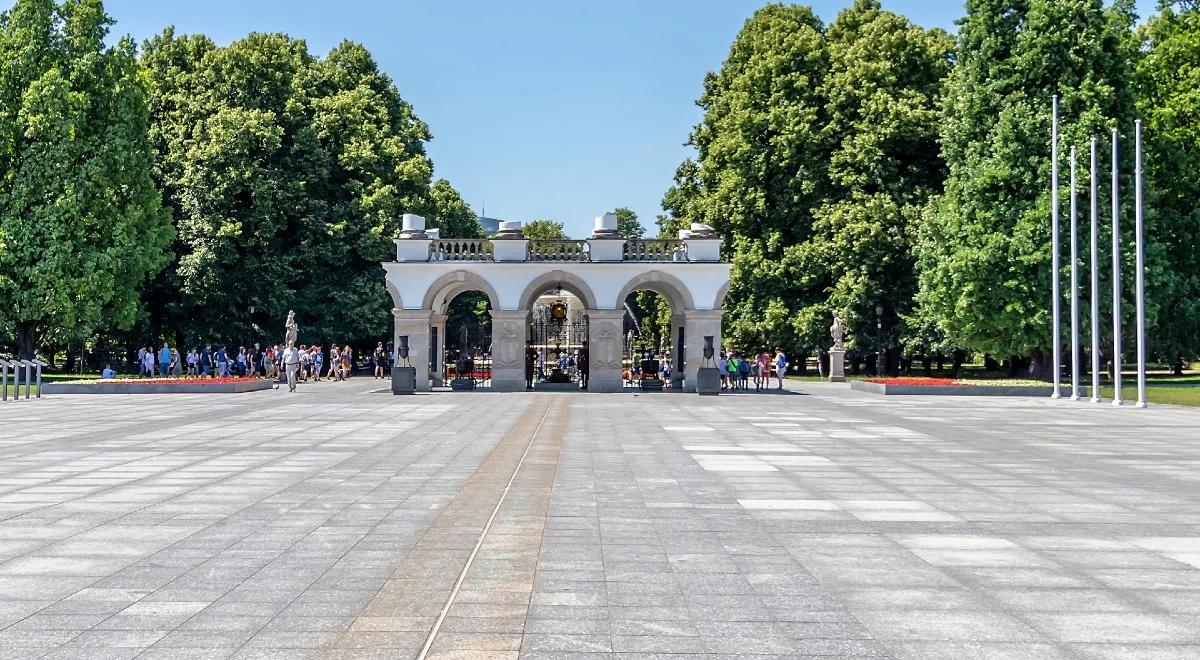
{"left": 774, "top": 348, "right": 788, "bottom": 390}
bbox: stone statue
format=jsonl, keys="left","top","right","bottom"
{"left": 284, "top": 310, "right": 299, "bottom": 346}
{"left": 830, "top": 314, "right": 845, "bottom": 351}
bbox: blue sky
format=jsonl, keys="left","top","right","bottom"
{"left": 9, "top": 0, "right": 1159, "bottom": 237}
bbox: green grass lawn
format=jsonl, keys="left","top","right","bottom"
{"left": 788, "top": 369, "right": 1200, "bottom": 407}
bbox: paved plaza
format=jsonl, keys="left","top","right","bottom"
{"left": 1, "top": 381, "right": 1199, "bottom": 659}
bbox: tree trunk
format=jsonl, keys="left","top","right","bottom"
{"left": 15, "top": 321, "right": 38, "bottom": 361}
{"left": 936, "top": 352, "right": 945, "bottom": 373}
{"left": 952, "top": 350, "right": 965, "bottom": 378}
{"left": 65, "top": 347, "right": 77, "bottom": 373}
{"left": 1174, "top": 356, "right": 1184, "bottom": 376}
{"left": 798, "top": 354, "right": 808, "bottom": 375}
{"left": 923, "top": 353, "right": 932, "bottom": 376}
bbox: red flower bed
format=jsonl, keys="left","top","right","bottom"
{"left": 863, "top": 377, "right": 958, "bottom": 386}
{"left": 100, "top": 377, "right": 260, "bottom": 385}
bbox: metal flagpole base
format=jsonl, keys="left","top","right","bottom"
{"left": 1111, "top": 399, "right": 1122, "bottom": 406}
{"left": 1090, "top": 397, "right": 1101, "bottom": 404}
{"left": 1069, "top": 394, "right": 1080, "bottom": 401}
{"left": 1134, "top": 401, "right": 1148, "bottom": 409}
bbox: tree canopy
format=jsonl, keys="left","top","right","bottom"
{"left": 0, "top": 0, "right": 172, "bottom": 359}
{"left": 139, "top": 29, "right": 481, "bottom": 349}
{"left": 522, "top": 219, "right": 568, "bottom": 240}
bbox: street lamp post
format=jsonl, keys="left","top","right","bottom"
{"left": 875, "top": 304, "right": 884, "bottom": 377}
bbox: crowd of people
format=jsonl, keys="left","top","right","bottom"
{"left": 122, "top": 341, "right": 394, "bottom": 385}
{"left": 718, "top": 348, "right": 788, "bottom": 391}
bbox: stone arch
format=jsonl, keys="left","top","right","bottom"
{"left": 518, "top": 270, "right": 599, "bottom": 311}
{"left": 713, "top": 280, "right": 731, "bottom": 311}
{"left": 422, "top": 270, "right": 501, "bottom": 314}
{"left": 385, "top": 279, "right": 404, "bottom": 310}
{"left": 614, "top": 270, "right": 695, "bottom": 312}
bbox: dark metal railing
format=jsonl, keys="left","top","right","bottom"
{"left": 430, "top": 239, "right": 493, "bottom": 261}
{"left": 623, "top": 239, "right": 686, "bottom": 262}
{"left": 528, "top": 240, "right": 589, "bottom": 262}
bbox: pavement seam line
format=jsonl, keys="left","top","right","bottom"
{"left": 414, "top": 394, "right": 557, "bottom": 660}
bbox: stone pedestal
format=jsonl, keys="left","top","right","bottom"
{"left": 391, "top": 367, "right": 416, "bottom": 394}
{"left": 697, "top": 367, "right": 721, "bottom": 395}
{"left": 586, "top": 310, "right": 624, "bottom": 393}
{"left": 489, "top": 310, "right": 529, "bottom": 391}
{"left": 393, "top": 309, "right": 433, "bottom": 391}
{"left": 829, "top": 349, "right": 846, "bottom": 383}
{"left": 684, "top": 310, "right": 722, "bottom": 393}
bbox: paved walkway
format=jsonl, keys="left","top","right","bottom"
{"left": 0, "top": 379, "right": 1198, "bottom": 659}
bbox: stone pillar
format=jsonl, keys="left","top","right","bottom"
{"left": 489, "top": 310, "right": 529, "bottom": 391}
{"left": 585, "top": 310, "right": 624, "bottom": 393}
{"left": 683, "top": 310, "right": 722, "bottom": 393}
{"left": 393, "top": 309, "right": 433, "bottom": 392}
{"left": 670, "top": 312, "right": 686, "bottom": 389}
{"left": 828, "top": 349, "right": 846, "bottom": 383}
{"left": 430, "top": 312, "right": 447, "bottom": 387}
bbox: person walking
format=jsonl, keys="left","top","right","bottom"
{"left": 141, "top": 347, "right": 156, "bottom": 378}
{"left": 312, "top": 346, "right": 323, "bottom": 382}
{"left": 756, "top": 352, "right": 770, "bottom": 391}
{"left": 373, "top": 343, "right": 385, "bottom": 379}
{"left": 774, "top": 348, "right": 788, "bottom": 390}
{"left": 215, "top": 346, "right": 229, "bottom": 378}
{"left": 186, "top": 348, "right": 198, "bottom": 376}
{"left": 200, "top": 345, "right": 213, "bottom": 377}
{"left": 282, "top": 342, "right": 301, "bottom": 392}
{"left": 718, "top": 353, "right": 729, "bottom": 390}
{"left": 170, "top": 348, "right": 182, "bottom": 377}
{"left": 341, "top": 345, "right": 353, "bottom": 380}
{"left": 136, "top": 346, "right": 147, "bottom": 377}
{"left": 236, "top": 347, "right": 247, "bottom": 377}
{"left": 158, "top": 343, "right": 171, "bottom": 378}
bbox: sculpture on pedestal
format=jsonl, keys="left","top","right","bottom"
{"left": 284, "top": 310, "right": 299, "bottom": 346}
{"left": 830, "top": 314, "right": 845, "bottom": 351}
{"left": 828, "top": 313, "right": 847, "bottom": 383}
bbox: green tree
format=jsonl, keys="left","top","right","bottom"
{"left": 912, "top": 0, "right": 1137, "bottom": 371}
{"left": 679, "top": 4, "right": 832, "bottom": 357}
{"left": 140, "top": 30, "right": 479, "bottom": 349}
{"left": 795, "top": 0, "right": 953, "bottom": 359}
{"left": 523, "top": 219, "right": 568, "bottom": 240}
{"left": 610, "top": 207, "right": 644, "bottom": 239}
{"left": 0, "top": 0, "right": 172, "bottom": 359}
{"left": 1137, "top": 1, "right": 1200, "bottom": 369}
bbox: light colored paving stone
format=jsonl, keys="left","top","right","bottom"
{"left": 0, "top": 379, "right": 1196, "bottom": 658}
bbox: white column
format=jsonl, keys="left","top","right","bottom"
{"left": 1135, "top": 120, "right": 1148, "bottom": 408}
{"left": 430, "top": 312, "right": 447, "bottom": 387}
{"left": 1090, "top": 138, "right": 1102, "bottom": 403}
{"left": 489, "top": 310, "right": 529, "bottom": 392}
{"left": 1051, "top": 94, "right": 1062, "bottom": 398}
{"left": 586, "top": 310, "right": 624, "bottom": 393}
{"left": 1070, "top": 146, "right": 1081, "bottom": 401}
{"left": 1111, "top": 129, "right": 1123, "bottom": 406}
{"left": 670, "top": 312, "right": 686, "bottom": 388}
{"left": 683, "top": 310, "right": 722, "bottom": 393}
{"left": 393, "top": 309, "right": 433, "bottom": 392}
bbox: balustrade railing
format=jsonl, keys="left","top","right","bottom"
{"left": 528, "top": 240, "right": 589, "bottom": 262}
{"left": 430, "top": 239, "right": 493, "bottom": 262}
{"left": 623, "top": 239, "right": 686, "bottom": 262}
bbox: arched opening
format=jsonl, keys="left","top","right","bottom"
{"left": 425, "top": 273, "right": 499, "bottom": 389}
{"left": 442, "top": 291, "right": 493, "bottom": 388}
{"left": 526, "top": 283, "right": 591, "bottom": 391}
{"left": 616, "top": 272, "right": 693, "bottom": 390}
{"left": 621, "top": 289, "right": 678, "bottom": 389}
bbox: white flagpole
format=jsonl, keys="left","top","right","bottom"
{"left": 1070, "top": 146, "right": 1081, "bottom": 401}
{"left": 1111, "top": 129, "right": 1122, "bottom": 406}
{"left": 1051, "top": 96, "right": 1062, "bottom": 398}
{"left": 1135, "top": 120, "right": 1147, "bottom": 408}
{"left": 1090, "top": 138, "right": 1101, "bottom": 403}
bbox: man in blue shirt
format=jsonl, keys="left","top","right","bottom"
{"left": 159, "top": 344, "right": 171, "bottom": 378}
{"left": 101, "top": 365, "right": 115, "bottom": 379}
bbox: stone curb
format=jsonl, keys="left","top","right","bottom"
{"left": 850, "top": 381, "right": 1056, "bottom": 397}
{"left": 41, "top": 380, "right": 275, "bottom": 394}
